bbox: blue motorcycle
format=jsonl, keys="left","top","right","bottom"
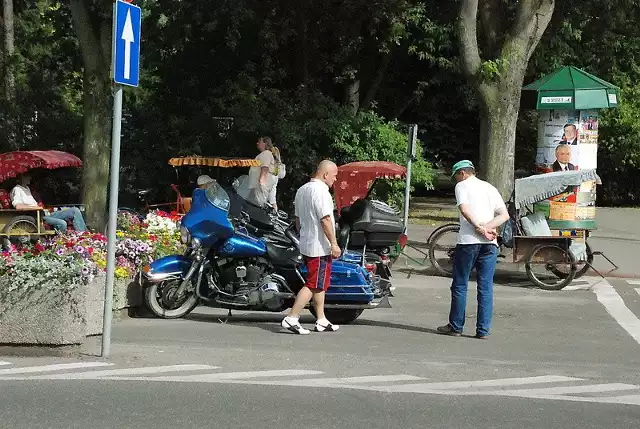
{"left": 141, "top": 181, "right": 392, "bottom": 325}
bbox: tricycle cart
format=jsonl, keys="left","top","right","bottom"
{"left": 426, "top": 169, "right": 618, "bottom": 290}
{"left": 0, "top": 150, "right": 84, "bottom": 248}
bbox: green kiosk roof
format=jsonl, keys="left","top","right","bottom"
{"left": 522, "top": 66, "right": 619, "bottom": 110}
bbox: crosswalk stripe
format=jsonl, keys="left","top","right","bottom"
{"left": 25, "top": 364, "right": 218, "bottom": 380}
{"left": 0, "top": 361, "right": 11, "bottom": 366}
{"left": 627, "top": 280, "right": 640, "bottom": 285}
{"left": 233, "top": 374, "right": 424, "bottom": 387}
{"left": 597, "top": 394, "right": 640, "bottom": 406}
{"left": 486, "top": 383, "right": 640, "bottom": 396}
{"left": 635, "top": 287, "right": 640, "bottom": 296}
{"left": 367, "top": 375, "right": 583, "bottom": 393}
{"left": 103, "top": 369, "right": 325, "bottom": 383}
{"left": 0, "top": 362, "right": 113, "bottom": 376}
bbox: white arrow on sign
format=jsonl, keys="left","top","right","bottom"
{"left": 121, "top": 9, "right": 135, "bottom": 80}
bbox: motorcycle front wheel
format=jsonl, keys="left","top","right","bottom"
{"left": 144, "top": 279, "right": 199, "bottom": 319}
{"left": 309, "top": 308, "right": 364, "bottom": 325}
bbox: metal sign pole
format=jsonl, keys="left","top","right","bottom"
{"left": 403, "top": 124, "right": 417, "bottom": 234}
{"left": 101, "top": 85, "right": 123, "bottom": 358}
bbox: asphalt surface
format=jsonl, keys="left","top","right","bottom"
{"left": 2, "top": 271, "right": 640, "bottom": 429}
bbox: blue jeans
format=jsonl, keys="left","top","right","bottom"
{"left": 43, "top": 207, "right": 88, "bottom": 232}
{"left": 449, "top": 244, "right": 499, "bottom": 337}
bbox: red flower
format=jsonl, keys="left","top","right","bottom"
{"left": 35, "top": 243, "right": 45, "bottom": 252}
{"left": 149, "top": 235, "right": 157, "bottom": 242}
{"left": 87, "top": 247, "right": 94, "bottom": 255}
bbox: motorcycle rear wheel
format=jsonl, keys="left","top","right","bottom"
{"left": 309, "top": 308, "right": 364, "bottom": 325}
{"left": 145, "top": 280, "right": 198, "bottom": 319}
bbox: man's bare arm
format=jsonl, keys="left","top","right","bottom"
{"left": 484, "top": 207, "right": 510, "bottom": 230}
{"left": 458, "top": 203, "right": 481, "bottom": 228}
{"left": 321, "top": 216, "right": 338, "bottom": 246}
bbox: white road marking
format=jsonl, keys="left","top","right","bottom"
{"left": 1, "top": 363, "right": 639, "bottom": 407}
{"left": 597, "top": 395, "right": 640, "bottom": 406}
{"left": 0, "top": 362, "right": 112, "bottom": 376}
{"left": 486, "top": 383, "right": 640, "bottom": 396}
{"left": 102, "top": 369, "right": 325, "bottom": 383}
{"left": 0, "top": 361, "right": 11, "bottom": 366}
{"left": 231, "top": 374, "right": 424, "bottom": 387}
{"left": 592, "top": 280, "right": 640, "bottom": 346}
{"left": 635, "top": 287, "right": 640, "bottom": 296}
{"left": 24, "top": 364, "right": 218, "bottom": 380}
{"left": 627, "top": 280, "right": 640, "bottom": 285}
{"left": 366, "top": 375, "right": 582, "bottom": 393}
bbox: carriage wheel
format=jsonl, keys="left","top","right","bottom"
{"left": 1, "top": 215, "right": 39, "bottom": 249}
{"left": 428, "top": 224, "right": 459, "bottom": 277}
{"left": 549, "top": 242, "right": 594, "bottom": 280}
{"left": 525, "top": 243, "right": 577, "bottom": 291}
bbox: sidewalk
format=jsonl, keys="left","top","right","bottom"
{"left": 402, "top": 205, "right": 640, "bottom": 278}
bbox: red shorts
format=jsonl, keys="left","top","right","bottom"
{"left": 303, "top": 255, "right": 332, "bottom": 292}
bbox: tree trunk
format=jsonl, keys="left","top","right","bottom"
{"left": 457, "top": 0, "right": 554, "bottom": 198}
{"left": 70, "top": 0, "right": 113, "bottom": 231}
{"left": 2, "top": 0, "right": 14, "bottom": 101}
{"left": 477, "top": 83, "right": 523, "bottom": 198}
{"left": 344, "top": 79, "right": 360, "bottom": 116}
{"left": 81, "top": 70, "right": 112, "bottom": 230}
{"left": 360, "top": 51, "right": 392, "bottom": 112}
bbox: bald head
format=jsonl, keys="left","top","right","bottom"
{"left": 314, "top": 160, "right": 338, "bottom": 188}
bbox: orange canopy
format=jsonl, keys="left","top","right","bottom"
{"left": 168, "top": 156, "right": 261, "bottom": 168}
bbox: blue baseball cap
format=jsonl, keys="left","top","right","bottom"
{"left": 451, "top": 160, "right": 475, "bottom": 178}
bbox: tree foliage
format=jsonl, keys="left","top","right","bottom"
{"left": 2, "top": 0, "right": 640, "bottom": 215}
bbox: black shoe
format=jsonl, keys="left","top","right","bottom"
{"left": 437, "top": 324, "right": 462, "bottom": 337}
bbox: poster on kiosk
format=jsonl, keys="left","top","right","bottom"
{"left": 534, "top": 109, "right": 599, "bottom": 238}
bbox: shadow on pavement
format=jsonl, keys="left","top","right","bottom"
{"left": 184, "top": 312, "right": 444, "bottom": 336}
{"left": 394, "top": 266, "right": 540, "bottom": 290}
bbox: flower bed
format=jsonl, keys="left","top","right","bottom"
{"left": 0, "top": 210, "right": 185, "bottom": 345}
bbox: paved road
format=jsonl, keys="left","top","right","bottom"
{"left": 2, "top": 273, "right": 640, "bottom": 428}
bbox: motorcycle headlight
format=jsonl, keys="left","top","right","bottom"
{"left": 180, "top": 225, "right": 191, "bottom": 244}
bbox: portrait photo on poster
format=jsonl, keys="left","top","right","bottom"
{"left": 561, "top": 123, "right": 579, "bottom": 145}
{"left": 550, "top": 143, "right": 578, "bottom": 172}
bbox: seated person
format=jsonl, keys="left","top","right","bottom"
{"left": 10, "top": 173, "right": 88, "bottom": 233}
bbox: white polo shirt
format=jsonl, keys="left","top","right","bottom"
{"left": 294, "top": 179, "right": 335, "bottom": 257}
{"left": 454, "top": 176, "right": 506, "bottom": 246}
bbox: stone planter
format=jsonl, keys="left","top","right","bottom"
{"left": 0, "top": 274, "right": 146, "bottom": 346}
{"left": 0, "top": 283, "right": 88, "bottom": 346}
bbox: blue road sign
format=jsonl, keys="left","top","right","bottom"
{"left": 112, "top": 1, "right": 141, "bottom": 87}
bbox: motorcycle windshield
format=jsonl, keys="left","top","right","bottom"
{"left": 205, "top": 181, "right": 231, "bottom": 213}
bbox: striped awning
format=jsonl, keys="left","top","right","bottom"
{"left": 168, "top": 157, "right": 261, "bottom": 168}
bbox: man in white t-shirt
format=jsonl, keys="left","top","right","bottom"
{"left": 280, "top": 160, "right": 342, "bottom": 335}
{"left": 247, "top": 137, "right": 276, "bottom": 207}
{"left": 10, "top": 174, "right": 88, "bottom": 232}
{"left": 437, "top": 160, "right": 509, "bottom": 340}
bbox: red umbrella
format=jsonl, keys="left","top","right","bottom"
{"left": 0, "top": 150, "right": 83, "bottom": 183}
{"left": 335, "top": 161, "right": 407, "bottom": 212}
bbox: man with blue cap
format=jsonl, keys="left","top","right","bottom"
{"left": 437, "top": 160, "right": 509, "bottom": 339}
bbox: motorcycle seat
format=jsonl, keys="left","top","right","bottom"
{"left": 266, "top": 242, "right": 300, "bottom": 268}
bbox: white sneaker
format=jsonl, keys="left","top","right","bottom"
{"left": 281, "top": 317, "right": 310, "bottom": 335}
{"left": 314, "top": 321, "right": 340, "bottom": 332}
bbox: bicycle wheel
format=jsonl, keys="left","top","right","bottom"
{"left": 525, "top": 243, "right": 576, "bottom": 291}
{"left": 550, "top": 242, "right": 593, "bottom": 280}
{"left": 428, "top": 224, "right": 459, "bottom": 277}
